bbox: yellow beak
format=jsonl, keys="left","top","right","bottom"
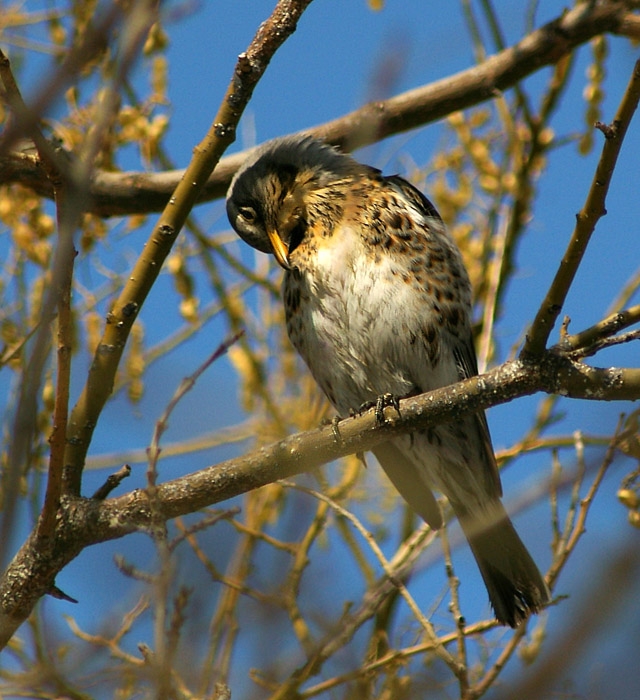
{"left": 267, "top": 228, "right": 291, "bottom": 270}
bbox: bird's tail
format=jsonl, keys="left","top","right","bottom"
{"left": 452, "top": 500, "right": 551, "bottom": 627}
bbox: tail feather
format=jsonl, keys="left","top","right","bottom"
{"left": 453, "top": 500, "right": 551, "bottom": 627}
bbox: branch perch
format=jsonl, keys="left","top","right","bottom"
{"left": 0, "top": 341, "right": 637, "bottom": 648}
{"left": 89, "top": 351, "right": 640, "bottom": 542}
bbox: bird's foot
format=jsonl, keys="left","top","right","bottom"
{"left": 330, "top": 414, "right": 342, "bottom": 443}
{"left": 321, "top": 414, "right": 344, "bottom": 443}
{"left": 356, "top": 393, "right": 401, "bottom": 425}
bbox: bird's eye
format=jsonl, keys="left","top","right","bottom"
{"left": 238, "top": 206, "right": 257, "bottom": 224}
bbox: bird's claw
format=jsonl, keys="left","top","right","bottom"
{"left": 330, "top": 414, "right": 342, "bottom": 443}
{"left": 376, "top": 393, "right": 401, "bottom": 424}
{"left": 321, "top": 414, "right": 343, "bottom": 443}
{"left": 356, "top": 393, "right": 401, "bottom": 425}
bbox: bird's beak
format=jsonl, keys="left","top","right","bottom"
{"left": 267, "top": 228, "right": 292, "bottom": 270}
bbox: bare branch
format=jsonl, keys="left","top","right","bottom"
{"left": 522, "top": 58, "right": 640, "bottom": 358}
{"left": 560, "top": 303, "right": 640, "bottom": 357}
{"left": 146, "top": 332, "right": 244, "bottom": 489}
{"left": 91, "top": 464, "right": 132, "bottom": 501}
{"left": 87, "top": 350, "right": 640, "bottom": 541}
{"left": 62, "top": 0, "right": 315, "bottom": 495}
{"left": 0, "top": 4, "right": 637, "bottom": 217}
{"left": 0, "top": 46, "right": 78, "bottom": 554}
{"left": 37, "top": 227, "right": 75, "bottom": 540}
{"left": 0, "top": 344, "right": 636, "bottom": 650}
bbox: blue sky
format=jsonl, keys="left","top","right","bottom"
{"left": 2, "top": 1, "right": 640, "bottom": 697}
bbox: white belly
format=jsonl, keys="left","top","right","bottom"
{"left": 285, "top": 227, "right": 457, "bottom": 414}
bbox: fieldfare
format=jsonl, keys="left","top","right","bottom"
{"left": 227, "top": 134, "right": 550, "bottom": 627}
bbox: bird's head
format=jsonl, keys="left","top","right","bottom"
{"left": 226, "top": 135, "right": 357, "bottom": 270}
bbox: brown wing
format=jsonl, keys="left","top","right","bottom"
{"left": 452, "top": 336, "right": 502, "bottom": 499}
{"left": 385, "top": 174, "right": 443, "bottom": 223}
{"left": 373, "top": 442, "right": 443, "bottom": 529}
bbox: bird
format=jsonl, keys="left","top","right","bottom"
{"left": 226, "top": 134, "right": 550, "bottom": 627}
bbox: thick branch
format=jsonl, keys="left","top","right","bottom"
{"left": 1, "top": 346, "right": 638, "bottom": 648}
{"left": 1, "top": 4, "right": 637, "bottom": 216}
{"left": 62, "top": 0, "right": 314, "bottom": 494}
{"left": 85, "top": 352, "right": 640, "bottom": 541}
{"left": 0, "top": 0, "right": 316, "bottom": 650}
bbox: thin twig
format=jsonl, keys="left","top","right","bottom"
{"left": 266, "top": 520, "right": 440, "bottom": 700}
{"left": 66, "top": 596, "right": 149, "bottom": 666}
{"left": 567, "top": 328, "right": 640, "bottom": 360}
{"left": 560, "top": 304, "right": 640, "bottom": 355}
{"left": 300, "top": 617, "right": 496, "bottom": 698}
{"left": 279, "top": 481, "right": 462, "bottom": 676}
{"left": 522, "top": 59, "right": 640, "bottom": 358}
{"left": 170, "top": 508, "right": 240, "bottom": 552}
{"left": 467, "top": 621, "right": 529, "bottom": 698}
{"left": 547, "top": 420, "right": 624, "bottom": 587}
{"left": 439, "top": 520, "right": 470, "bottom": 697}
{"left": 146, "top": 332, "right": 244, "bottom": 488}
{"left": 91, "top": 464, "right": 132, "bottom": 501}
{"left": 549, "top": 449, "right": 562, "bottom": 553}
{"left": 0, "top": 47, "right": 76, "bottom": 546}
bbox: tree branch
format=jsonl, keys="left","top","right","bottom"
{"left": 522, "top": 57, "right": 640, "bottom": 358}
{"left": 0, "top": 47, "right": 78, "bottom": 554}
{"left": 0, "top": 0, "right": 316, "bottom": 651}
{"left": 86, "top": 351, "right": 640, "bottom": 544}
{"left": 62, "top": 0, "right": 315, "bottom": 495}
{"left": 561, "top": 303, "right": 640, "bottom": 357}
{"left": 0, "top": 337, "right": 638, "bottom": 648}
{"left": 0, "top": 4, "right": 637, "bottom": 217}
